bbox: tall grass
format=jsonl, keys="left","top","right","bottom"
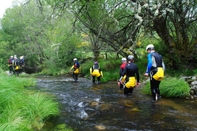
{"left": 0, "top": 70, "right": 60, "bottom": 131}
{"left": 141, "top": 77, "right": 190, "bottom": 98}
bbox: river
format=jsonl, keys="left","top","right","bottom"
{"left": 33, "top": 75, "right": 197, "bottom": 131}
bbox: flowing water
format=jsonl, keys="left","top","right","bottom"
{"left": 33, "top": 75, "right": 197, "bottom": 131}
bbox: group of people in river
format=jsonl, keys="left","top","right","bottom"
{"left": 70, "top": 58, "right": 103, "bottom": 84}
{"left": 144, "top": 44, "right": 165, "bottom": 102}
{"left": 118, "top": 44, "right": 165, "bottom": 102}
{"left": 70, "top": 44, "right": 165, "bottom": 102}
{"left": 8, "top": 55, "right": 25, "bottom": 76}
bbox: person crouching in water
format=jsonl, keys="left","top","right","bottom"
{"left": 119, "top": 55, "right": 140, "bottom": 97}
{"left": 90, "top": 62, "right": 103, "bottom": 84}
{"left": 70, "top": 58, "right": 80, "bottom": 81}
{"left": 118, "top": 57, "right": 127, "bottom": 90}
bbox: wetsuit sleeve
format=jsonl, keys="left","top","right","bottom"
{"left": 145, "top": 53, "right": 152, "bottom": 73}
{"left": 121, "top": 66, "right": 127, "bottom": 77}
{"left": 120, "top": 67, "right": 124, "bottom": 77}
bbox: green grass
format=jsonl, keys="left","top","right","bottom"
{"left": 141, "top": 77, "right": 190, "bottom": 98}
{"left": 0, "top": 69, "right": 60, "bottom": 131}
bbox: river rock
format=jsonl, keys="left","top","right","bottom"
{"left": 90, "top": 101, "right": 99, "bottom": 106}
{"left": 95, "top": 125, "right": 106, "bottom": 130}
{"left": 181, "top": 76, "right": 197, "bottom": 99}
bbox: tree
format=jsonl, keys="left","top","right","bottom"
{"left": 140, "top": 0, "right": 197, "bottom": 68}
{"left": 0, "top": 0, "right": 83, "bottom": 73}
{"left": 44, "top": 0, "right": 143, "bottom": 57}
{"left": 44, "top": 0, "right": 197, "bottom": 68}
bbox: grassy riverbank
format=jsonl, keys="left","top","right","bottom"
{"left": 41, "top": 56, "right": 191, "bottom": 98}
{"left": 80, "top": 58, "right": 191, "bottom": 98}
{"left": 0, "top": 70, "right": 59, "bottom": 130}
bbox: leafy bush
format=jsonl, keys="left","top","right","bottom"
{"left": 141, "top": 77, "right": 190, "bottom": 98}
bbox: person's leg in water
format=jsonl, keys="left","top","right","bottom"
{"left": 72, "top": 72, "right": 75, "bottom": 79}
{"left": 92, "top": 76, "right": 96, "bottom": 84}
{"left": 73, "top": 72, "right": 78, "bottom": 81}
{"left": 150, "top": 78, "right": 160, "bottom": 102}
{"left": 128, "top": 88, "right": 133, "bottom": 95}
{"left": 75, "top": 74, "right": 78, "bottom": 81}
{"left": 155, "top": 80, "right": 161, "bottom": 98}
{"left": 124, "top": 87, "right": 130, "bottom": 97}
{"left": 97, "top": 76, "right": 101, "bottom": 84}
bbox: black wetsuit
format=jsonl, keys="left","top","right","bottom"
{"left": 121, "top": 62, "right": 139, "bottom": 96}
{"left": 149, "top": 52, "right": 163, "bottom": 101}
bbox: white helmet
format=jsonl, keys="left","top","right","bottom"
{"left": 128, "top": 55, "right": 134, "bottom": 60}
{"left": 73, "top": 58, "right": 77, "bottom": 61}
{"left": 121, "top": 57, "right": 127, "bottom": 62}
{"left": 146, "top": 44, "right": 154, "bottom": 51}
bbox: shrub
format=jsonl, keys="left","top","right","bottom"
{"left": 141, "top": 77, "right": 190, "bottom": 98}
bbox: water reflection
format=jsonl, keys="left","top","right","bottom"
{"left": 34, "top": 76, "right": 197, "bottom": 131}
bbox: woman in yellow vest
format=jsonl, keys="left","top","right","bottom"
{"left": 90, "top": 62, "right": 103, "bottom": 84}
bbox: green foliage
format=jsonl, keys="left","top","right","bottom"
{"left": 81, "top": 56, "right": 147, "bottom": 83}
{"left": 81, "top": 57, "right": 120, "bottom": 82}
{"left": 141, "top": 77, "right": 190, "bottom": 98}
{"left": 0, "top": 0, "right": 84, "bottom": 73}
{"left": 0, "top": 71, "right": 60, "bottom": 131}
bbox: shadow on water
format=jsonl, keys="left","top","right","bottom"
{"left": 33, "top": 76, "right": 197, "bottom": 131}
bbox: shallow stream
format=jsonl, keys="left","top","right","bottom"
{"left": 33, "top": 75, "right": 197, "bottom": 131}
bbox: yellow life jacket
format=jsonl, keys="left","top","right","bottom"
{"left": 74, "top": 68, "right": 79, "bottom": 74}
{"left": 125, "top": 77, "right": 136, "bottom": 88}
{"left": 153, "top": 67, "right": 164, "bottom": 81}
{"left": 92, "top": 70, "right": 101, "bottom": 77}
{"left": 71, "top": 65, "right": 81, "bottom": 74}
{"left": 90, "top": 68, "right": 101, "bottom": 77}
{"left": 15, "top": 66, "right": 19, "bottom": 70}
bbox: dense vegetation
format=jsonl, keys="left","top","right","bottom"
{"left": 0, "top": 0, "right": 195, "bottom": 130}
{"left": 0, "top": 0, "right": 196, "bottom": 74}
{"left": 0, "top": 69, "right": 59, "bottom": 130}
